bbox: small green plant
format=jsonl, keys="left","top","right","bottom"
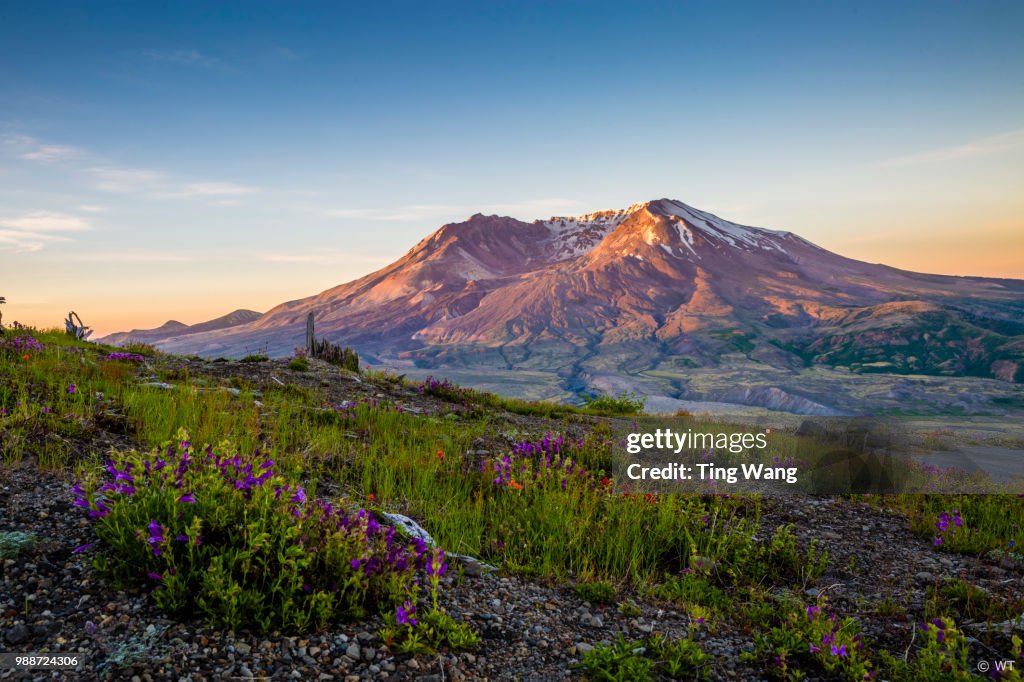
{"left": 752, "top": 597, "right": 873, "bottom": 681}
{"left": 288, "top": 356, "right": 310, "bottom": 372}
{"left": 582, "top": 391, "right": 646, "bottom": 415}
{"left": 577, "top": 634, "right": 709, "bottom": 681}
{"left": 574, "top": 580, "right": 618, "bottom": 604}
{"left": 647, "top": 633, "right": 710, "bottom": 679}
{"left": 877, "top": 617, "right": 979, "bottom": 681}
{"left": 379, "top": 548, "right": 479, "bottom": 654}
{"left": 0, "top": 530, "right": 37, "bottom": 559}
{"left": 926, "top": 578, "right": 1022, "bottom": 622}
{"left": 618, "top": 598, "right": 643, "bottom": 618}
{"left": 121, "top": 341, "right": 158, "bottom": 357}
{"left": 239, "top": 353, "right": 269, "bottom": 363}
{"left": 577, "top": 635, "right": 653, "bottom": 681}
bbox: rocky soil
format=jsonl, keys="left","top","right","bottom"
{"left": 2, "top": 358, "right": 1022, "bottom": 680}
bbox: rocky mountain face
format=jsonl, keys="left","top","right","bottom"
{"left": 99, "top": 309, "right": 262, "bottom": 347}
{"left": 134, "top": 199, "right": 1024, "bottom": 413}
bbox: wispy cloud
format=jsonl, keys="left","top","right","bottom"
{"left": 141, "top": 49, "right": 228, "bottom": 71}
{"left": 62, "top": 250, "right": 193, "bottom": 263}
{"left": 877, "top": 128, "right": 1024, "bottom": 167}
{"left": 271, "top": 46, "right": 305, "bottom": 62}
{"left": 1, "top": 133, "right": 84, "bottom": 162}
{"left": 323, "top": 198, "right": 586, "bottom": 222}
{"left": 0, "top": 211, "right": 92, "bottom": 232}
{"left": 0, "top": 211, "right": 93, "bottom": 252}
{"left": 87, "top": 165, "right": 164, "bottom": 193}
{"left": 262, "top": 251, "right": 392, "bottom": 265}
{"left": 179, "top": 182, "right": 257, "bottom": 197}
{"left": 2, "top": 132, "right": 256, "bottom": 202}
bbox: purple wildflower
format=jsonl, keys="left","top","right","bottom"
{"left": 177, "top": 492, "right": 196, "bottom": 503}
{"left": 396, "top": 601, "right": 418, "bottom": 626}
{"left": 72, "top": 543, "right": 96, "bottom": 554}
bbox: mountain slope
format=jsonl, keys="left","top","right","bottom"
{"left": 100, "top": 309, "right": 263, "bottom": 346}
{"left": 153, "top": 199, "right": 1024, "bottom": 411}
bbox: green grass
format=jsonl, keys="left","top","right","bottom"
{"left": 4, "top": 324, "right": 1024, "bottom": 676}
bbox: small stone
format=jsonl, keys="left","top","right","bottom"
{"left": 345, "top": 643, "right": 361, "bottom": 660}
{"left": 575, "top": 643, "right": 594, "bottom": 654}
{"left": 363, "top": 647, "right": 375, "bottom": 661}
{"left": 915, "top": 571, "right": 935, "bottom": 585}
{"left": 234, "top": 642, "right": 252, "bottom": 655}
{"left": 5, "top": 624, "right": 29, "bottom": 644}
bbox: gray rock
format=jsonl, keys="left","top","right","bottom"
{"left": 345, "top": 643, "right": 361, "bottom": 660}
{"left": 5, "top": 624, "right": 29, "bottom": 644}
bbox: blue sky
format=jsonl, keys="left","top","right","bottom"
{"left": 2, "top": 0, "right": 1022, "bottom": 334}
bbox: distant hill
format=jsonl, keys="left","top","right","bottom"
{"left": 99, "top": 309, "right": 263, "bottom": 347}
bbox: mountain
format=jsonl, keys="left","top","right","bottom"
{"left": 152, "top": 199, "right": 1024, "bottom": 414}
{"left": 100, "top": 309, "right": 263, "bottom": 347}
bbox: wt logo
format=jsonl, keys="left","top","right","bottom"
{"left": 978, "top": 660, "right": 1015, "bottom": 673}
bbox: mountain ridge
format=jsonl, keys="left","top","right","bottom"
{"left": 108, "top": 198, "right": 1024, "bottom": 413}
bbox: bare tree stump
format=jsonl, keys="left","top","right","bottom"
{"left": 306, "top": 312, "right": 315, "bottom": 355}
{"left": 65, "top": 311, "right": 92, "bottom": 340}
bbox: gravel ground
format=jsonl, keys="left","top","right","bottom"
{"left": 3, "top": 357, "right": 1023, "bottom": 680}
{"left": 5, "top": 464, "right": 1022, "bottom": 681}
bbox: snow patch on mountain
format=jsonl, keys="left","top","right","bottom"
{"left": 657, "top": 199, "right": 788, "bottom": 253}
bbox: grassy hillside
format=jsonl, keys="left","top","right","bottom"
{"left": 2, "top": 325, "right": 1024, "bottom": 680}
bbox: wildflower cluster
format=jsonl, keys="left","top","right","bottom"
{"left": 486, "top": 432, "right": 593, "bottom": 494}
{"left": 759, "top": 599, "right": 873, "bottom": 681}
{"left": 105, "top": 352, "right": 146, "bottom": 362}
{"left": 380, "top": 546, "right": 478, "bottom": 654}
{"left": 415, "top": 376, "right": 475, "bottom": 402}
{"left": 0, "top": 334, "right": 45, "bottom": 359}
{"left": 933, "top": 509, "right": 964, "bottom": 547}
{"left": 72, "top": 434, "right": 431, "bottom": 632}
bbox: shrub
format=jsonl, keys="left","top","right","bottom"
{"left": 574, "top": 580, "right": 617, "bottom": 604}
{"left": 288, "top": 357, "right": 310, "bottom": 372}
{"left": 582, "top": 391, "right": 646, "bottom": 415}
{"left": 73, "top": 433, "right": 430, "bottom": 632}
{"left": 239, "top": 354, "right": 269, "bottom": 363}
{"left": 122, "top": 342, "right": 158, "bottom": 357}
